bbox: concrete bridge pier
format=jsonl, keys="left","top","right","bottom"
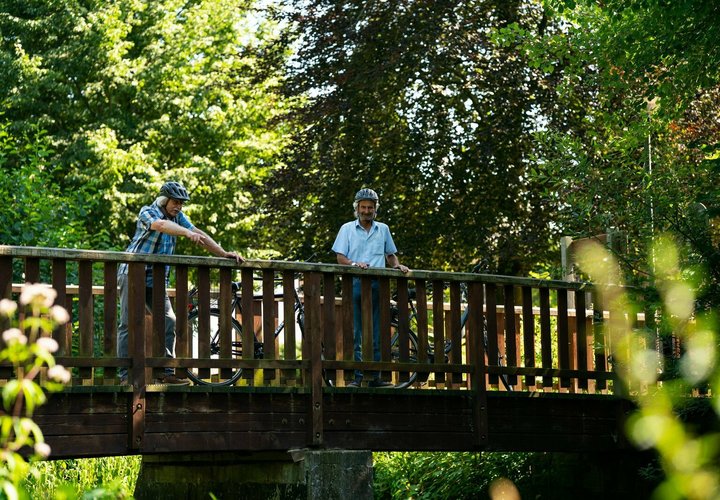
{"left": 133, "top": 449, "right": 374, "bottom": 500}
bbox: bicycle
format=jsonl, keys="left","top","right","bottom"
{"left": 186, "top": 277, "right": 324, "bottom": 386}
{"left": 388, "top": 281, "right": 514, "bottom": 391}
{"left": 185, "top": 273, "right": 419, "bottom": 389}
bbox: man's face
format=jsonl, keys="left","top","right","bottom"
{"left": 357, "top": 200, "right": 376, "bottom": 221}
{"left": 165, "top": 198, "right": 185, "bottom": 217}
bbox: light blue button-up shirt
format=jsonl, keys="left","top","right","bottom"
{"left": 332, "top": 219, "right": 398, "bottom": 268}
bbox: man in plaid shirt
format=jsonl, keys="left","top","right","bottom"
{"left": 117, "top": 181, "right": 243, "bottom": 385}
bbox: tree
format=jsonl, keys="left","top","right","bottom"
{"left": 0, "top": 120, "right": 102, "bottom": 248}
{"left": 0, "top": 0, "right": 292, "bottom": 255}
{"left": 520, "top": 2, "right": 720, "bottom": 297}
{"left": 259, "top": 0, "right": 571, "bottom": 274}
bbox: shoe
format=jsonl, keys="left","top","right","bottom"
{"left": 368, "top": 379, "right": 394, "bottom": 388}
{"left": 347, "top": 380, "right": 361, "bottom": 388}
{"left": 158, "top": 374, "right": 191, "bottom": 385}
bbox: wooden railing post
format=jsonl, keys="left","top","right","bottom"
{"left": 241, "top": 267, "right": 255, "bottom": 383}
{"left": 395, "top": 277, "right": 409, "bottom": 384}
{"left": 151, "top": 263, "right": 166, "bottom": 381}
{"left": 468, "top": 281, "right": 488, "bottom": 447}
{"left": 78, "top": 261, "right": 94, "bottom": 382}
{"left": 102, "top": 262, "right": 117, "bottom": 381}
{"left": 521, "top": 285, "right": 535, "bottom": 389}
{"left": 341, "top": 275, "right": 354, "bottom": 384}
{"left": 219, "top": 266, "right": 233, "bottom": 381}
{"left": 360, "top": 276, "right": 373, "bottom": 369}
{"left": 593, "top": 288, "right": 607, "bottom": 391}
{"left": 128, "top": 262, "right": 147, "bottom": 450}
{"left": 0, "top": 256, "right": 12, "bottom": 379}
{"left": 576, "top": 288, "right": 588, "bottom": 391}
{"left": 262, "top": 269, "right": 276, "bottom": 383}
{"left": 304, "top": 271, "right": 323, "bottom": 447}
{"left": 503, "top": 284, "right": 517, "bottom": 387}
{"left": 432, "top": 280, "right": 445, "bottom": 386}
{"left": 323, "top": 272, "right": 337, "bottom": 382}
{"left": 282, "top": 271, "right": 298, "bottom": 384}
{"left": 174, "top": 265, "right": 189, "bottom": 379}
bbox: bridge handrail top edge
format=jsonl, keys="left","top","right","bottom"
{"left": 0, "top": 245, "right": 637, "bottom": 290}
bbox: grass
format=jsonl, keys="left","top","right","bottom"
{"left": 23, "top": 456, "right": 141, "bottom": 499}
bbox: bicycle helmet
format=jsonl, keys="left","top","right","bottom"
{"left": 354, "top": 188, "right": 379, "bottom": 204}
{"left": 159, "top": 181, "right": 190, "bottom": 201}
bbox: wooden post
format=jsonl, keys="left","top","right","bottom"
{"left": 558, "top": 289, "right": 570, "bottom": 389}
{"left": 539, "top": 287, "right": 552, "bottom": 389}
{"left": 0, "top": 256, "right": 13, "bottom": 378}
{"left": 521, "top": 285, "right": 535, "bottom": 389}
{"left": 151, "top": 264, "right": 166, "bottom": 381}
{"left": 503, "top": 284, "right": 517, "bottom": 387}
{"left": 432, "top": 280, "right": 445, "bottom": 386}
{"left": 283, "top": 271, "right": 297, "bottom": 384}
{"left": 341, "top": 276, "right": 354, "bottom": 384}
{"left": 78, "top": 261, "right": 94, "bottom": 382}
{"left": 128, "top": 262, "right": 146, "bottom": 450}
{"left": 323, "top": 272, "right": 337, "bottom": 385}
{"left": 102, "top": 262, "right": 117, "bottom": 381}
{"left": 576, "top": 289, "right": 588, "bottom": 391}
{"left": 241, "top": 268, "right": 255, "bottom": 383}
{"left": 262, "top": 269, "right": 276, "bottom": 382}
{"left": 304, "top": 272, "right": 323, "bottom": 446}
{"left": 468, "top": 281, "right": 488, "bottom": 447}
{"left": 485, "top": 283, "right": 498, "bottom": 386}
{"left": 449, "top": 282, "right": 462, "bottom": 385}
{"left": 378, "top": 276, "right": 392, "bottom": 383}
{"left": 219, "top": 267, "right": 234, "bottom": 381}
{"left": 360, "top": 276, "right": 373, "bottom": 367}
{"left": 174, "top": 265, "right": 189, "bottom": 379}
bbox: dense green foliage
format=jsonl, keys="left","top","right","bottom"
{"left": 373, "top": 451, "right": 659, "bottom": 499}
{"left": 0, "top": 0, "right": 291, "bottom": 257}
{"left": 2, "top": 0, "right": 720, "bottom": 497}
{"left": 261, "top": 0, "right": 571, "bottom": 274}
{"left": 522, "top": 1, "right": 720, "bottom": 296}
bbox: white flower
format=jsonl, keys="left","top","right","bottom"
{"left": 2, "top": 328, "right": 27, "bottom": 345}
{"left": 34, "top": 442, "right": 51, "bottom": 458}
{"left": 48, "top": 365, "right": 71, "bottom": 384}
{"left": 36, "top": 337, "right": 59, "bottom": 354}
{"left": 0, "top": 299, "right": 17, "bottom": 317}
{"left": 19, "top": 284, "right": 56, "bottom": 308}
{"left": 49, "top": 305, "right": 70, "bottom": 325}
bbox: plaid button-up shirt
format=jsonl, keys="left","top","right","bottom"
{"left": 118, "top": 202, "right": 195, "bottom": 286}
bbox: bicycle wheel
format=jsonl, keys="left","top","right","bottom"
{"left": 187, "top": 308, "right": 244, "bottom": 386}
{"left": 389, "top": 326, "right": 419, "bottom": 389}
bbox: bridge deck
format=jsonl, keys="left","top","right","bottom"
{"left": 36, "top": 387, "right": 633, "bottom": 459}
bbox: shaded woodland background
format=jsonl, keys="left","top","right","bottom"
{"left": 1, "top": 0, "right": 718, "bottom": 287}
{"left": 2, "top": 2, "right": 720, "bottom": 498}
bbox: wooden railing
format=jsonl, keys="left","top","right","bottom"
{"left": 0, "top": 245, "right": 648, "bottom": 395}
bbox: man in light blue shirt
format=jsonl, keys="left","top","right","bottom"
{"left": 332, "top": 188, "right": 409, "bottom": 387}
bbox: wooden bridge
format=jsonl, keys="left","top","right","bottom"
{"left": 0, "top": 245, "right": 648, "bottom": 461}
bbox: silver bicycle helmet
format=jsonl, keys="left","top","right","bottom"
{"left": 354, "top": 188, "right": 379, "bottom": 204}
{"left": 159, "top": 181, "right": 190, "bottom": 201}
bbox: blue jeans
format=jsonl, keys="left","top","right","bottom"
{"left": 352, "top": 278, "right": 380, "bottom": 381}
{"left": 117, "top": 273, "right": 176, "bottom": 379}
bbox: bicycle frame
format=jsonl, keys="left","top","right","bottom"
{"left": 188, "top": 281, "right": 305, "bottom": 358}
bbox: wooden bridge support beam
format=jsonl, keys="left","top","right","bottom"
{"left": 133, "top": 449, "right": 373, "bottom": 500}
